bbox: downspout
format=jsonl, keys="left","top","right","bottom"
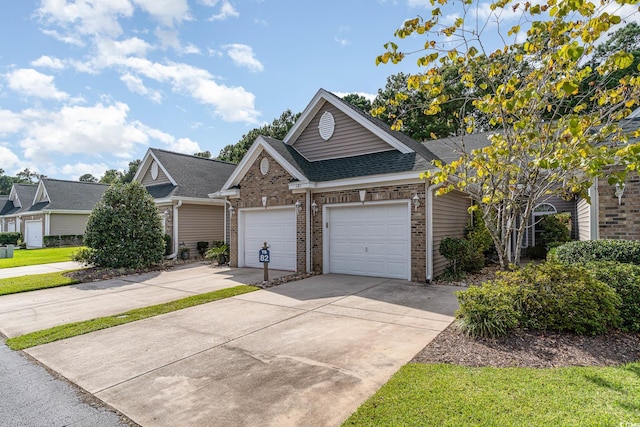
{"left": 590, "top": 177, "right": 599, "bottom": 240}
{"left": 306, "top": 190, "right": 311, "bottom": 273}
{"left": 165, "top": 200, "right": 183, "bottom": 259}
{"left": 425, "top": 182, "right": 443, "bottom": 283}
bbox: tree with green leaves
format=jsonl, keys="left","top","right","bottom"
{"left": 120, "top": 159, "right": 141, "bottom": 184}
{"left": 0, "top": 169, "right": 16, "bottom": 194}
{"left": 83, "top": 181, "right": 164, "bottom": 268}
{"left": 217, "top": 109, "right": 300, "bottom": 163}
{"left": 99, "top": 169, "right": 124, "bottom": 184}
{"left": 193, "top": 151, "right": 212, "bottom": 158}
{"left": 341, "top": 93, "right": 372, "bottom": 113}
{"left": 79, "top": 173, "right": 98, "bottom": 183}
{"left": 15, "top": 168, "right": 46, "bottom": 184}
{"left": 376, "top": 0, "right": 640, "bottom": 268}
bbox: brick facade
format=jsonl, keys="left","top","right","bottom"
{"left": 230, "top": 151, "right": 427, "bottom": 281}
{"left": 598, "top": 171, "right": 640, "bottom": 239}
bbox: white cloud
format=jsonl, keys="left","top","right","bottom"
{"left": 138, "top": 125, "right": 201, "bottom": 153}
{"left": 120, "top": 73, "right": 162, "bottom": 103}
{"left": 334, "top": 37, "right": 350, "bottom": 46}
{"left": 60, "top": 162, "right": 111, "bottom": 179}
{"left": 182, "top": 43, "right": 201, "bottom": 54}
{"left": 223, "top": 44, "right": 264, "bottom": 72}
{"left": 0, "top": 146, "right": 21, "bottom": 170}
{"left": 18, "top": 102, "right": 149, "bottom": 162}
{"left": 31, "top": 55, "right": 65, "bottom": 70}
{"left": 333, "top": 91, "right": 377, "bottom": 102}
{"left": 37, "top": 0, "right": 134, "bottom": 37}
{"left": 209, "top": 1, "right": 239, "bottom": 21}
{"left": 132, "top": 0, "right": 191, "bottom": 26}
{"left": 0, "top": 110, "right": 24, "bottom": 135}
{"left": 40, "top": 29, "right": 84, "bottom": 46}
{"left": 6, "top": 69, "right": 69, "bottom": 101}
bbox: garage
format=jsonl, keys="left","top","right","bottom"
{"left": 240, "top": 208, "right": 296, "bottom": 271}
{"left": 325, "top": 203, "right": 410, "bottom": 280}
{"left": 25, "top": 220, "right": 43, "bottom": 248}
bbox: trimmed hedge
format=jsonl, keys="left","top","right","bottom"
{"left": 0, "top": 232, "right": 21, "bottom": 245}
{"left": 587, "top": 261, "right": 640, "bottom": 333}
{"left": 553, "top": 240, "right": 640, "bottom": 265}
{"left": 455, "top": 261, "right": 622, "bottom": 337}
{"left": 43, "top": 235, "right": 83, "bottom": 248}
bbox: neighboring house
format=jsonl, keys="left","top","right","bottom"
{"left": 211, "top": 89, "right": 473, "bottom": 281}
{"left": 134, "top": 148, "right": 237, "bottom": 257}
{"left": 0, "top": 179, "right": 109, "bottom": 248}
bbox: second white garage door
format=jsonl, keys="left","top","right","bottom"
{"left": 241, "top": 208, "right": 296, "bottom": 271}
{"left": 326, "top": 203, "right": 410, "bottom": 280}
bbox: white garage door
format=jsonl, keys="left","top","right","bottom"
{"left": 327, "top": 203, "right": 410, "bottom": 280}
{"left": 25, "top": 220, "right": 43, "bottom": 249}
{"left": 241, "top": 208, "right": 296, "bottom": 271}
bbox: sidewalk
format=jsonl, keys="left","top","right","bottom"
{"left": 0, "top": 261, "right": 84, "bottom": 279}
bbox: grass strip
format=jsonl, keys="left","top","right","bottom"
{"left": 343, "top": 362, "right": 640, "bottom": 426}
{"left": 0, "top": 247, "right": 82, "bottom": 268}
{"left": 6, "top": 285, "right": 259, "bottom": 350}
{"left": 0, "top": 271, "right": 80, "bottom": 296}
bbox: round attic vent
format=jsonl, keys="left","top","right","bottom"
{"left": 151, "top": 161, "right": 159, "bottom": 180}
{"left": 260, "top": 157, "right": 270, "bottom": 175}
{"left": 318, "top": 111, "right": 335, "bottom": 141}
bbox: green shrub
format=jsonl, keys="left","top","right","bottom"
{"left": 71, "top": 247, "right": 94, "bottom": 265}
{"left": 163, "top": 234, "right": 172, "bottom": 256}
{"left": 455, "top": 261, "right": 622, "bottom": 337}
{"left": 465, "top": 209, "right": 493, "bottom": 255}
{"left": 83, "top": 182, "right": 165, "bottom": 269}
{"left": 0, "top": 232, "right": 22, "bottom": 245}
{"left": 439, "top": 237, "right": 471, "bottom": 279}
{"left": 554, "top": 240, "right": 640, "bottom": 265}
{"left": 540, "top": 212, "right": 571, "bottom": 246}
{"left": 587, "top": 261, "right": 640, "bottom": 333}
{"left": 197, "top": 241, "right": 209, "bottom": 257}
{"left": 205, "top": 244, "right": 229, "bottom": 264}
{"left": 455, "top": 281, "right": 521, "bottom": 338}
{"left": 43, "top": 235, "right": 83, "bottom": 248}
{"left": 513, "top": 262, "right": 621, "bottom": 335}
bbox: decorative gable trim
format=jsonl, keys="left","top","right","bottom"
{"left": 219, "top": 136, "right": 307, "bottom": 191}
{"left": 8, "top": 186, "right": 20, "bottom": 207}
{"left": 133, "top": 149, "right": 177, "bottom": 186}
{"left": 283, "top": 88, "right": 413, "bottom": 155}
{"left": 33, "top": 181, "right": 51, "bottom": 205}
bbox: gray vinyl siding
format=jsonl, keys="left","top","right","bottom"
{"left": 576, "top": 198, "right": 591, "bottom": 241}
{"left": 140, "top": 162, "right": 171, "bottom": 186}
{"left": 49, "top": 214, "right": 89, "bottom": 236}
{"left": 432, "top": 190, "right": 471, "bottom": 278}
{"left": 177, "top": 204, "right": 225, "bottom": 254}
{"left": 293, "top": 102, "right": 394, "bottom": 161}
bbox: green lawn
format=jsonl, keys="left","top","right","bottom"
{"left": 343, "top": 363, "right": 640, "bottom": 426}
{"left": 6, "top": 285, "right": 259, "bottom": 350}
{"left": 0, "top": 271, "right": 79, "bottom": 296}
{"left": 0, "top": 247, "right": 82, "bottom": 268}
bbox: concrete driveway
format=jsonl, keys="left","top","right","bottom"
{"left": 0, "top": 263, "right": 290, "bottom": 337}
{"left": 23, "top": 274, "right": 459, "bottom": 427}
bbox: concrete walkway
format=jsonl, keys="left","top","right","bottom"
{"left": 0, "top": 264, "right": 291, "bottom": 337}
{"left": 0, "top": 261, "right": 84, "bottom": 279}
{"left": 24, "top": 274, "right": 459, "bottom": 427}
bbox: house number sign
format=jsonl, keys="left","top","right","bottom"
{"left": 259, "top": 248, "right": 270, "bottom": 263}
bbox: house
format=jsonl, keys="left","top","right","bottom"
{"left": 0, "top": 179, "right": 109, "bottom": 248}
{"left": 211, "top": 89, "right": 473, "bottom": 281}
{"left": 134, "top": 148, "right": 236, "bottom": 258}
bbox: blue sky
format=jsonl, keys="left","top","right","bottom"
{"left": 1, "top": 1, "right": 636, "bottom": 183}
{"left": 0, "top": 0, "right": 432, "bottom": 181}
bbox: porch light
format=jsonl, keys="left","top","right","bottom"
{"left": 413, "top": 194, "right": 420, "bottom": 211}
{"left": 262, "top": 196, "right": 267, "bottom": 208}
{"left": 359, "top": 190, "right": 366, "bottom": 204}
{"left": 311, "top": 200, "right": 318, "bottom": 216}
{"left": 294, "top": 200, "right": 302, "bottom": 214}
{"left": 615, "top": 183, "right": 625, "bottom": 205}
{"left": 228, "top": 205, "right": 235, "bottom": 218}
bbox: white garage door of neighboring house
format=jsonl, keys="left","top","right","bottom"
{"left": 241, "top": 208, "right": 296, "bottom": 271}
{"left": 326, "top": 203, "right": 410, "bottom": 280}
{"left": 25, "top": 220, "right": 43, "bottom": 248}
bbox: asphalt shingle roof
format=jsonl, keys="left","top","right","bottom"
{"left": 148, "top": 149, "right": 236, "bottom": 198}
{"left": 257, "top": 91, "right": 441, "bottom": 183}
{"left": 0, "top": 184, "right": 37, "bottom": 215}
{"left": 35, "top": 179, "right": 109, "bottom": 211}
